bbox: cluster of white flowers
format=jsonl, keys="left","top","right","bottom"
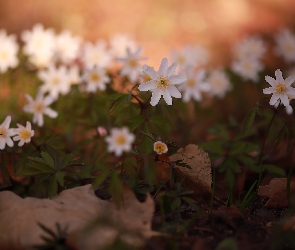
{"left": 231, "top": 36, "right": 266, "bottom": 82}
{"left": 0, "top": 116, "right": 34, "bottom": 150}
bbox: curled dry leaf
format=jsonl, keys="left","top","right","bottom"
{"left": 258, "top": 178, "right": 295, "bottom": 208}
{"left": 0, "top": 184, "right": 155, "bottom": 250}
{"left": 169, "top": 144, "right": 212, "bottom": 200}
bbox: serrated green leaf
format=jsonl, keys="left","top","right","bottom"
{"left": 40, "top": 152, "right": 55, "bottom": 170}
{"left": 28, "top": 163, "right": 56, "bottom": 174}
{"left": 60, "top": 154, "right": 73, "bottom": 170}
{"left": 55, "top": 172, "right": 64, "bottom": 187}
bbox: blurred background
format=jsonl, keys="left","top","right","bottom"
{"left": 1, "top": 0, "right": 295, "bottom": 67}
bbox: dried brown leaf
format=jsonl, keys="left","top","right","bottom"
{"left": 169, "top": 144, "right": 212, "bottom": 200}
{"left": 258, "top": 178, "right": 295, "bottom": 208}
{"left": 0, "top": 184, "right": 155, "bottom": 250}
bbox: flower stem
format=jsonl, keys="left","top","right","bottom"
{"left": 257, "top": 105, "right": 278, "bottom": 191}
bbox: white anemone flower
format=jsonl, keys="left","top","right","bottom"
{"left": 105, "top": 127, "right": 135, "bottom": 157}
{"left": 207, "top": 69, "right": 232, "bottom": 99}
{"left": 275, "top": 29, "right": 295, "bottom": 64}
{"left": 82, "top": 66, "right": 110, "bottom": 92}
{"left": 231, "top": 57, "right": 264, "bottom": 82}
{"left": 55, "top": 30, "right": 82, "bottom": 64}
{"left": 23, "top": 92, "right": 58, "bottom": 127}
{"left": 0, "top": 116, "right": 16, "bottom": 150}
{"left": 233, "top": 36, "right": 266, "bottom": 60}
{"left": 117, "top": 47, "right": 146, "bottom": 82}
{"left": 82, "top": 40, "right": 112, "bottom": 69}
{"left": 138, "top": 58, "right": 187, "bottom": 106}
{"left": 13, "top": 121, "right": 34, "bottom": 147}
{"left": 21, "top": 23, "right": 56, "bottom": 68}
{"left": 178, "top": 68, "right": 211, "bottom": 102}
{"left": 38, "top": 65, "right": 72, "bottom": 99}
{"left": 263, "top": 69, "right": 295, "bottom": 107}
{"left": 109, "top": 33, "right": 137, "bottom": 58}
{"left": 0, "top": 30, "right": 19, "bottom": 73}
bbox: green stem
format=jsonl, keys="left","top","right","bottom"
{"left": 210, "top": 168, "right": 216, "bottom": 213}
{"left": 257, "top": 106, "right": 278, "bottom": 191}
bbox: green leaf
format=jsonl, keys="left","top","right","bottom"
{"left": 109, "top": 94, "right": 130, "bottom": 113}
{"left": 207, "top": 125, "right": 229, "bottom": 139}
{"left": 239, "top": 107, "right": 257, "bottom": 137}
{"left": 48, "top": 176, "right": 58, "bottom": 198}
{"left": 272, "top": 126, "right": 286, "bottom": 153}
{"left": 92, "top": 170, "right": 110, "bottom": 189}
{"left": 109, "top": 172, "right": 123, "bottom": 208}
{"left": 225, "top": 168, "right": 235, "bottom": 189}
{"left": 28, "top": 163, "right": 56, "bottom": 174}
{"left": 40, "top": 152, "right": 55, "bottom": 170}
{"left": 128, "top": 115, "right": 145, "bottom": 131}
{"left": 229, "top": 141, "right": 246, "bottom": 155}
{"left": 123, "top": 157, "right": 137, "bottom": 178}
{"left": 263, "top": 164, "right": 285, "bottom": 177}
{"left": 60, "top": 154, "right": 73, "bottom": 170}
{"left": 170, "top": 197, "right": 181, "bottom": 211}
{"left": 55, "top": 172, "right": 64, "bottom": 187}
{"left": 216, "top": 237, "right": 238, "bottom": 250}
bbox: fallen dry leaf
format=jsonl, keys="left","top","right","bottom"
{"left": 0, "top": 184, "right": 155, "bottom": 250}
{"left": 169, "top": 144, "right": 212, "bottom": 200}
{"left": 258, "top": 178, "right": 295, "bottom": 208}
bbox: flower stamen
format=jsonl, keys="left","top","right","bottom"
{"left": 156, "top": 77, "right": 170, "bottom": 90}
{"left": 276, "top": 83, "right": 286, "bottom": 94}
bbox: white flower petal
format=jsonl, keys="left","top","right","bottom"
{"left": 167, "top": 85, "right": 181, "bottom": 98}
{"left": 143, "top": 65, "right": 158, "bottom": 79}
{"left": 6, "top": 137, "right": 14, "bottom": 147}
{"left": 285, "top": 75, "right": 295, "bottom": 86}
{"left": 280, "top": 94, "right": 290, "bottom": 106}
{"left": 166, "top": 62, "right": 177, "bottom": 77}
{"left": 44, "top": 108, "right": 58, "bottom": 118}
{"left": 265, "top": 76, "right": 276, "bottom": 87}
{"left": 138, "top": 80, "right": 156, "bottom": 91}
{"left": 150, "top": 90, "right": 162, "bottom": 106}
{"left": 158, "top": 58, "right": 168, "bottom": 76}
{"left": 270, "top": 94, "right": 279, "bottom": 106}
{"left": 162, "top": 90, "right": 172, "bottom": 105}
{"left": 169, "top": 75, "right": 187, "bottom": 85}
{"left": 275, "top": 69, "right": 284, "bottom": 83}
{"left": 0, "top": 139, "right": 5, "bottom": 150}
{"left": 2, "top": 116, "right": 11, "bottom": 129}
{"left": 263, "top": 87, "right": 275, "bottom": 94}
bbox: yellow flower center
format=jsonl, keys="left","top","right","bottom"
{"left": 34, "top": 102, "right": 45, "bottom": 113}
{"left": 128, "top": 58, "right": 138, "bottom": 68}
{"left": 90, "top": 73, "right": 100, "bottom": 82}
{"left": 276, "top": 83, "right": 286, "bottom": 94}
{"left": 0, "top": 52, "right": 8, "bottom": 60}
{"left": 51, "top": 77, "right": 60, "bottom": 85}
{"left": 0, "top": 127, "right": 6, "bottom": 138}
{"left": 156, "top": 77, "right": 170, "bottom": 90}
{"left": 115, "top": 134, "right": 126, "bottom": 145}
{"left": 19, "top": 129, "right": 31, "bottom": 140}
{"left": 187, "top": 78, "right": 195, "bottom": 87}
{"left": 154, "top": 142, "right": 167, "bottom": 154}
